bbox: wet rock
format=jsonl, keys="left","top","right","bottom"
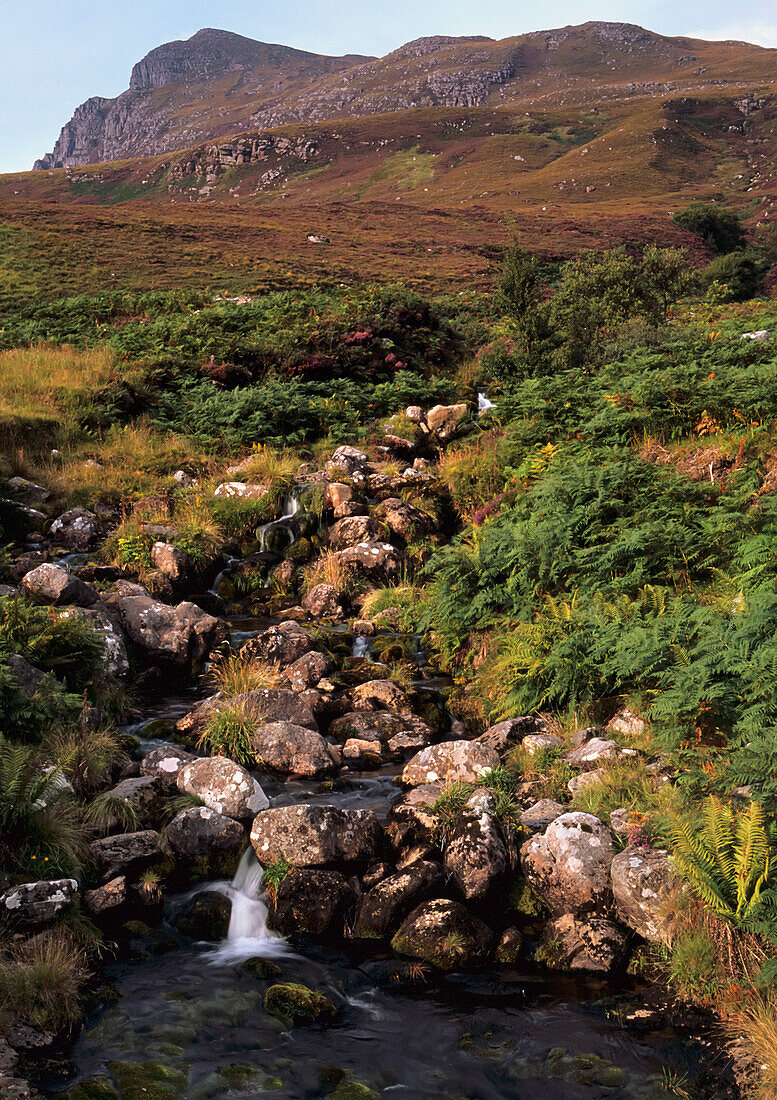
{"left": 166, "top": 806, "right": 244, "bottom": 862}
{"left": 69, "top": 606, "right": 130, "bottom": 678}
{"left": 251, "top": 721, "right": 336, "bottom": 777}
{"left": 90, "top": 830, "right": 163, "bottom": 882}
{"left": 352, "top": 679, "right": 410, "bottom": 712}
{"left": 139, "top": 745, "right": 196, "bottom": 788}
{"left": 0, "top": 878, "right": 77, "bottom": 928}
{"left": 264, "top": 982, "right": 336, "bottom": 1026}
{"left": 476, "top": 717, "right": 542, "bottom": 753}
{"left": 546, "top": 914, "right": 629, "bottom": 973}
{"left": 83, "top": 876, "right": 127, "bottom": 918}
{"left": 330, "top": 710, "right": 432, "bottom": 746}
{"left": 214, "top": 481, "right": 268, "bottom": 499}
{"left": 21, "top": 564, "right": 97, "bottom": 607}
{"left": 389, "top": 785, "right": 441, "bottom": 848}
{"left": 337, "top": 541, "right": 402, "bottom": 580}
{"left": 401, "top": 740, "right": 500, "bottom": 787}
{"left": 444, "top": 811, "right": 508, "bottom": 901}
{"left": 355, "top": 861, "right": 445, "bottom": 939}
{"left": 328, "top": 515, "right": 382, "bottom": 549}
{"left": 496, "top": 927, "right": 524, "bottom": 964}
{"left": 371, "top": 497, "right": 434, "bottom": 541}
{"left": 242, "top": 956, "right": 283, "bottom": 979}
{"left": 283, "top": 650, "right": 335, "bottom": 691}
{"left": 250, "top": 804, "right": 381, "bottom": 869}
{"left": 49, "top": 507, "right": 102, "bottom": 550}
{"left": 269, "top": 869, "right": 355, "bottom": 938}
{"left": 173, "top": 890, "right": 232, "bottom": 940}
{"left": 352, "top": 619, "right": 375, "bottom": 636}
{"left": 301, "top": 584, "right": 342, "bottom": 619}
{"left": 150, "top": 541, "right": 191, "bottom": 584}
{"left": 177, "top": 756, "right": 269, "bottom": 819}
{"left": 610, "top": 845, "right": 680, "bottom": 945}
{"left": 520, "top": 799, "right": 566, "bottom": 831}
{"left": 101, "top": 581, "right": 227, "bottom": 668}
{"left": 239, "top": 621, "right": 315, "bottom": 666}
{"left": 565, "top": 738, "right": 619, "bottom": 767}
{"left": 425, "top": 403, "right": 469, "bottom": 443}
{"left": 520, "top": 812, "right": 615, "bottom": 916}
{"left": 391, "top": 899, "right": 494, "bottom": 971}
{"left": 522, "top": 733, "right": 564, "bottom": 755}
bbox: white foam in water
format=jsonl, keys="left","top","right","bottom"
{"left": 256, "top": 488, "right": 303, "bottom": 553}
{"left": 351, "top": 635, "right": 371, "bottom": 660}
{"left": 209, "top": 849, "right": 293, "bottom": 964}
{"left": 477, "top": 390, "right": 494, "bottom": 415}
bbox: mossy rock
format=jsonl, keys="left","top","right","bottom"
{"left": 545, "top": 1048, "right": 626, "bottom": 1088}
{"left": 173, "top": 891, "right": 231, "bottom": 941}
{"left": 218, "top": 1063, "right": 264, "bottom": 1088}
{"left": 286, "top": 537, "right": 312, "bottom": 562}
{"left": 264, "top": 982, "right": 337, "bottom": 1026}
{"left": 329, "top": 1082, "right": 379, "bottom": 1099}
{"left": 107, "top": 1060, "right": 190, "bottom": 1100}
{"left": 242, "top": 956, "right": 284, "bottom": 980}
{"left": 63, "top": 1078, "right": 119, "bottom": 1100}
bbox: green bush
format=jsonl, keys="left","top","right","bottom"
{"left": 673, "top": 202, "right": 745, "bottom": 254}
{"left": 702, "top": 252, "right": 764, "bottom": 302}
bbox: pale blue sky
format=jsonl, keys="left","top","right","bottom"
{"left": 2, "top": 0, "right": 777, "bottom": 173}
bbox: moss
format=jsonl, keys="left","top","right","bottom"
{"left": 286, "top": 537, "right": 312, "bottom": 562}
{"left": 107, "top": 1060, "right": 190, "bottom": 1100}
{"left": 264, "top": 982, "right": 337, "bottom": 1026}
{"left": 545, "top": 1049, "right": 626, "bottom": 1087}
{"left": 63, "top": 1079, "right": 119, "bottom": 1100}
{"left": 218, "top": 1063, "right": 263, "bottom": 1088}
{"left": 264, "top": 1078, "right": 283, "bottom": 1091}
{"left": 507, "top": 879, "right": 546, "bottom": 917}
{"left": 242, "top": 956, "right": 284, "bottom": 980}
{"left": 329, "top": 1083, "right": 379, "bottom": 1099}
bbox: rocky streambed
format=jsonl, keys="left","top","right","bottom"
{"left": 0, "top": 431, "right": 736, "bottom": 1099}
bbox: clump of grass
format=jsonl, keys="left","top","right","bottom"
{"left": 507, "top": 744, "right": 574, "bottom": 802}
{"left": 668, "top": 930, "right": 720, "bottom": 1004}
{"left": 44, "top": 723, "right": 126, "bottom": 796}
{"left": 725, "top": 996, "right": 777, "bottom": 1099}
{"left": 303, "top": 551, "right": 359, "bottom": 596}
{"left": 159, "top": 793, "right": 206, "bottom": 824}
{"left": 263, "top": 857, "right": 291, "bottom": 902}
{"left": 429, "top": 781, "right": 474, "bottom": 842}
{"left": 83, "top": 793, "right": 140, "bottom": 837}
{"left": 359, "top": 583, "right": 422, "bottom": 629}
{"left": 569, "top": 759, "right": 657, "bottom": 820}
{"left": 0, "top": 929, "right": 88, "bottom": 1031}
{"left": 240, "top": 445, "right": 300, "bottom": 484}
{"left": 436, "top": 433, "right": 507, "bottom": 517}
{"left": 207, "top": 651, "right": 281, "bottom": 697}
{"left": 197, "top": 704, "right": 254, "bottom": 766}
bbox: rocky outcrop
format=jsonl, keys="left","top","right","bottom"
{"left": 401, "top": 740, "right": 499, "bottom": 786}
{"left": 250, "top": 721, "right": 336, "bottom": 777}
{"left": 101, "top": 581, "right": 227, "bottom": 668}
{"left": 250, "top": 804, "right": 381, "bottom": 868}
{"left": 610, "top": 845, "right": 680, "bottom": 944}
{"left": 0, "top": 879, "right": 78, "bottom": 928}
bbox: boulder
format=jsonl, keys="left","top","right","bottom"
{"left": 546, "top": 914, "right": 629, "bottom": 973}
{"left": 251, "top": 721, "right": 336, "bottom": 777}
{"left": 102, "top": 582, "right": 227, "bottom": 668}
{"left": 342, "top": 738, "right": 382, "bottom": 763}
{"left": 150, "top": 542, "right": 191, "bottom": 584}
{"left": 370, "top": 498, "right": 435, "bottom": 541}
{"left": 7, "top": 476, "right": 50, "bottom": 505}
{"left": 568, "top": 768, "right": 607, "bottom": 795}
{"left": 444, "top": 812, "right": 508, "bottom": 901}
{"left": 49, "top": 508, "right": 102, "bottom": 550}
{"left": 330, "top": 710, "right": 432, "bottom": 746}
{"left": 337, "top": 541, "right": 402, "bottom": 580}
{"left": 389, "top": 786, "right": 441, "bottom": 848}
{"left": 103, "top": 776, "right": 161, "bottom": 822}
{"left": 565, "top": 738, "right": 619, "bottom": 767}
{"left": 496, "top": 927, "right": 524, "bottom": 964}
{"left": 401, "top": 740, "right": 500, "bottom": 787}
{"left": 520, "top": 799, "right": 566, "bottom": 831}
{"left": 70, "top": 606, "right": 130, "bottom": 678}
{"left": 607, "top": 709, "right": 647, "bottom": 738}
{"left": 301, "top": 584, "right": 341, "bottom": 619}
{"left": 177, "top": 687, "right": 319, "bottom": 740}
{"left": 522, "top": 733, "right": 564, "bottom": 755}
{"left": 328, "top": 445, "right": 368, "bottom": 475}
{"left": 269, "top": 869, "right": 355, "bottom": 938}
{"left": 140, "top": 745, "right": 196, "bottom": 789}
{"left": 520, "top": 812, "right": 615, "bottom": 916}
{"left": 90, "top": 830, "right": 163, "bottom": 883}
{"left": 213, "top": 482, "right": 268, "bottom": 499}
{"left": 425, "top": 404, "right": 469, "bottom": 443}
{"left": 165, "top": 806, "right": 245, "bottom": 860}
{"left": 83, "top": 876, "right": 127, "bottom": 918}
{"left": 250, "top": 805, "right": 381, "bottom": 869}
{"left": 239, "top": 622, "right": 315, "bottom": 667}
{"left": 21, "top": 564, "right": 97, "bottom": 607}
{"left": 325, "top": 482, "right": 363, "bottom": 518}
{"left": 391, "top": 899, "right": 493, "bottom": 971}
{"left": 283, "top": 651, "right": 335, "bottom": 692}
{"left": 0, "top": 879, "right": 77, "bottom": 928}
{"left": 610, "top": 846, "right": 680, "bottom": 945}
{"left": 355, "top": 861, "right": 445, "bottom": 939}
{"left": 177, "top": 756, "right": 269, "bottom": 819}
{"left": 328, "top": 515, "right": 381, "bottom": 549}
{"left": 7, "top": 655, "right": 49, "bottom": 696}
{"left": 352, "top": 680, "right": 410, "bottom": 713}
{"left": 476, "top": 717, "right": 542, "bottom": 753}
{"left": 174, "top": 890, "right": 232, "bottom": 940}
{"left": 264, "top": 982, "right": 336, "bottom": 1026}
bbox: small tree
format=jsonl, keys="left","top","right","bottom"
{"left": 673, "top": 202, "right": 745, "bottom": 254}
{"left": 640, "top": 246, "right": 692, "bottom": 321}
{"left": 702, "top": 252, "right": 763, "bottom": 302}
{"left": 499, "top": 244, "right": 542, "bottom": 320}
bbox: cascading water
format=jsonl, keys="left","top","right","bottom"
{"left": 477, "top": 388, "right": 494, "bottom": 416}
{"left": 351, "top": 635, "right": 372, "bottom": 660}
{"left": 210, "top": 849, "right": 290, "bottom": 963}
{"left": 256, "top": 488, "right": 302, "bottom": 553}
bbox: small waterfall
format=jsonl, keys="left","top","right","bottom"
{"left": 477, "top": 388, "right": 494, "bottom": 416}
{"left": 256, "top": 488, "right": 302, "bottom": 554}
{"left": 351, "top": 635, "right": 372, "bottom": 660}
{"left": 209, "top": 555, "right": 239, "bottom": 597}
{"left": 209, "top": 849, "right": 290, "bottom": 963}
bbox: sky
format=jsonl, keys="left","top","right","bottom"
{"left": 2, "top": 0, "right": 777, "bottom": 173}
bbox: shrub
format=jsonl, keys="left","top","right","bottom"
{"left": 702, "top": 252, "right": 763, "bottom": 302}
{"left": 673, "top": 202, "right": 745, "bottom": 254}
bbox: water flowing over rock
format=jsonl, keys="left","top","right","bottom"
{"left": 250, "top": 804, "right": 382, "bottom": 868}
{"left": 177, "top": 756, "right": 269, "bottom": 819}
{"left": 520, "top": 812, "right": 615, "bottom": 916}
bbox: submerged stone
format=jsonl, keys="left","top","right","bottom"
{"left": 264, "top": 982, "right": 337, "bottom": 1026}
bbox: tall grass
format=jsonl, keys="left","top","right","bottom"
{"left": 207, "top": 651, "right": 281, "bottom": 697}
{"left": 0, "top": 344, "right": 115, "bottom": 424}
{"left": 0, "top": 930, "right": 88, "bottom": 1030}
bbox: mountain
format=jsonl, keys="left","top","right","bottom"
{"left": 34, "top": 22, "right": 777, "bottom": 170}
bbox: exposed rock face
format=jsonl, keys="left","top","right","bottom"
{"left": 177, "top": 756, "right": 269, "bottom": 819}
{"left": 250, "top": 804, "right": 381, "bottom": 868}
{"left": 391, "top": 898, "right": 494, "bottom": 970}
{"left": 520, "top": 812, "right": 615, "bottom": 916}
{"left": 402, "top": 740, "right": 499, "bottom": 786}
{"left": 476, "top": 716, "right": 543, "bottom": 752}
{"left": 301, "top": 584, "right": 341, "bottom": 619}
{"left": 328, "top": 515, "right": 381, "bottom": 549}
{"left": 89, "top": 830, "right": 163, "bottom": 882}
{"left": 370, "top": 497, "right": 435, "bottom": 541}
{"left": 0, "top": 879, "right": 78, "bottom": 928}
{"left": 269, "top": 869, "right": 355, "bottom": 937}
{"left": 140, "top": 745, "right": 196, "bottom": 788}
{"left": 355, "top": 861, "right": 445, "bottom": 939}
{"left": 610, "top": 845, "right": 680, "bottom": 944}
{"left": 21, "top": 564, "right": 97, "bottom": 607}
{"left": 49, "top": 507, "right": 103, "bottom": 550}
{"left": 547, "top": 914, "right": 629, "bottom": 973}
{"left": 239, "top": 622, "right": 315, "bottom": 666}
{"left": 337, "top": 541, "right": 403, "bottom": 579}
{"left": 251, "top": 721, "right": 336, "bottom": 777}
{"left": 102, "top": 581, "right": 227, "bottom": 668}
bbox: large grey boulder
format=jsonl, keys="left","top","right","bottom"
{"left": 250, "top": 805, "right": 381, "bottom": 869}
{"left": 49, "top": 507, "right": 102, "bottom": 550}
{"left": 177, "top": 756, "right": 269, "bottom": 819}
{"left": 328, "top": 515, "right": 382, "bottom": 549}
{"left": 546, "top": 914, "right": 629, "bottom": 973}
{"left": 239, "top": 622, "right": 315, "bottom": 666}
{"left": 425, "top": 403, "right": 469, "bottom": 443}
{"left": 330, "top": 710, "right": 432, "bottom": 747}
{"left": 610, "top": 845, "right": 681, "bottom": 945}
{"left": 391, "top": 899, "right": 493, "bottom": 971}
{"left": 520, "top": 812, "right": 615, "bottom": 916}
{"left": 251, "top": 721, "right": 336, "bottom": 777}
{"left": 102, "top": 581, "right": 227, "bottom": 668}
{"left": 21, "top": 564, "right": 97, "bottom": 607}
{"left": 140, "top": 745, "right": 196, "bottom": 788}
{"left": 355, "top": 861, "right": 445, "bottom": 939}
{"left": 176, "top": 687, "right": 320, "bottom": 741}
{"left": 476, "top": 717, "right": 541, "bottom": 753}
{"left": 90, "top": 830, "right": 163, "bottom": 882}
{"left": 370, "top": 497, "right": 435, "bottom": 541}
{"left": 444, "top": 811, "right": 508, "bottom": 901}
{"left": 0, "top": 879, "right": 78, "bottom": 927}
{"left": 401, "top": 740, "right": 499, "bottom": 787}
{"left": 165, "top": 806, "right": 245, "bottom": 859}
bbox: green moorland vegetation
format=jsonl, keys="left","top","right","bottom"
{"left": 3, "top": 203, "right": 777, "bottom": 1091}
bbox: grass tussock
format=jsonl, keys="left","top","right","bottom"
{"left": 207, "top": 651, "right": 282, "bottom": 697}
{"left": 197, "top": 704, "right": 255, "bottom": 767}
{"left": 726, "top": 997, "right": 777, "bottom": 1099}
{"left": 0, "top": 930, "right": 88, "bottom": 1031}
{"left": 303, "top": 551, "right": 359, "bottom": 596}
{"left": 239, "top": 445, "right": 300, "bottom": 484}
